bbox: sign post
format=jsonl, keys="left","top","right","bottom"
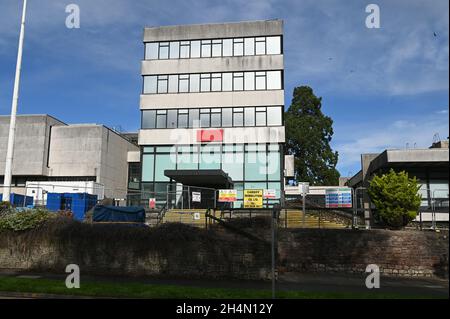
{"left": 299, "top": 183, "right": 309, "bottom": 227}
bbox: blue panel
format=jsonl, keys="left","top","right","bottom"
{"left": 46, "top": 193, "right": 62, "bottom": 212}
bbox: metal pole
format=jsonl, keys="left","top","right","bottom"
{"left": 271, "top": 207, "right": 276, "bottom": 299}
{"left": 302, "top": 193, "right": 306, "bottom": 227}
{"left": 352, "top": 188, "right": 356, "bottom": 229}
{"left": 3, "top": 0, "right": 27, "bottom": 202}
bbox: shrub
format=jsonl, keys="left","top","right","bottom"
{"left": 368, "top": 169, "right": 422, "bottom": 229}
{"left": 0, "top": 208, "right": 55, "bottom": 232}
{"left": 0, "top": 202, "right": 14, "bottom": 218}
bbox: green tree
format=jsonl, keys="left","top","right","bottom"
{"left": 285, "top": 86, "right": 340, "bottom": 185}
{"left": 368, "top": 169, "right": 422, "bottom": 229}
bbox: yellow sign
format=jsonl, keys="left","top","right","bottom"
{"left": 244, "top": 189, "right": 263, "bottom": 208}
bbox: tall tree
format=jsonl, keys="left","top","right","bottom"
{"left": 285, "top": 86, "right": 340, "bottom": 185}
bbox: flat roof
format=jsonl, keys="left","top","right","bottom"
{"left": 144, "top": 19, "right": 283, "bottom": 42}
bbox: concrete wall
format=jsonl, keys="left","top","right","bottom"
{"left": 144, "top": 20, "right": 283, "bottom": 42}
{"left": 141, "top": 55, "right": 284, "bottom": 75}
{"left": 140, "top": 90, "right": 284, "bottom": 109}
{"left": 0, "top": 115, "right": 65, "bottom": 176}
{"left": 139, "top": 126, "right": 285, "bottom": 145}
{"left": 48, "top": 125, "right": 139, "bottom": 199}
{"left": 98, "top": 127, "right": 139, "bottom": 199}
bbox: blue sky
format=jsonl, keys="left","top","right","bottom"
{"left": 0, "top": 0, "right": 448, "bottom": 176}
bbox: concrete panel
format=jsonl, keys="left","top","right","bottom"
{"left": 139, "top": 126, "right": 285, "bottom": 145}
{"left": 127, "top": 151, "right": 141, "bottom": 163}
{"left": 48, "top": 125, "right": 139, "bottom": 199}
{"left": 140, "top": 90, "right": 284, "bottom": 109}
{"left": 48, "top": 125, "right": 104, "bottom": 178}
{"left": 144, "top": 20, "right": 283, "bottom": 42}
{"left": 387, "top": 149, "right": 449, "bottom": 163}
{"left": 284, "top": 155, "right": 295, "bottom": 177}
{"left": 0, "top": 115, "right": 65, "bottom": 176}
{"left": 141, "top": 55, "right": 284, "bottom": 75}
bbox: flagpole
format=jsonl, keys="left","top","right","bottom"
{"left": 2, "top": 0, "right": 28, "bottom": 202}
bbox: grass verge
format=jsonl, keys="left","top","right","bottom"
{"left": 0, "top": 276, "right": 441, "bottom": 299}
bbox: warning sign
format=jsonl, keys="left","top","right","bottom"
{"left": 263, "top": 189, "right": 277, "bottom": 199}
{"left": 218, "top": 189, "right": 237, "bottom": 202}
{"left": 244, "top": 189, "right": 263, "bottom": 208}
{"left": 192, "top": 192, "right": 201, "bottom": 203}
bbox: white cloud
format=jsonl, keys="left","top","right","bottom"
{"left": 335, "top": 113, "right": 449, "bottom": 174}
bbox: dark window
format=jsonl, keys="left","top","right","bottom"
{"left": 233, "top": 73, "right": 244, "bottom": 91}
{"left": 142, "top": 110, "right": 156, "bottom": 129}
{"left": 159, "top": 42, "right": 169, "bottom": 59}
{"left": 178, "top": 109, "right": 188, "bottom": 128}
{"left": 167, "top": 110, "right": 177, "bottom": 128}
{"left": 200, "top": 108, "right": 210, "bottom": 127}
{"left": 211, "top": 108, "right": 221, "bottom": 127}
{"left": 233, "top": 38, "right": 244, "bottom": 56}
{"left": 156, "top": 110, "right": 167, "bottom": 128}
{"left": 200, "top": 74, "right": 211, "bottom": 92}
{"left": 201, "top": 40, "right": 211, "bottom": 57}
{"left": 222, "top": 108, "right": 233, "bottom": 127}
{"left": 189, "top": 109, "right": 200, "bottom": 128}
{"left": 157, "top": 75, "right": 168, "bottom": 93}
{"left": 233, "top": 108, "right": 244, "bottom": 126}
{"left": 244, "top": 107, "right": 255, "bottom": 126}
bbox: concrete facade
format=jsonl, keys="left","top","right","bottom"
{"left": 1, "top": 115, "right": 139, "bottom": 199}
{"left": 347, "top": 143, "right": 449, "bottom": 226}
{"left": 138, "top": 20, "right": 286, "bottom": 208}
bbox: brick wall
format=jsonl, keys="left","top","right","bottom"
{"left": 278, "top": 229, "right": 448, "bottom": 278}
{"left": 0, "top": 220, "right": 447, "bottom": 280}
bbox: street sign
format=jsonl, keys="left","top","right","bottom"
{"left": 244, "top": 189, "right": 263, "bottom": 208}
{"left": 263, "top": 189, "right": 277, "bottom": 200}
{"left": 192, "top": 192, "right": 201, "bottom": 203}
{"left": 325, "top": 188, "right": 352, "bottom": 208}
{"left": 218, "top": 189, "right": 237, "bottom": 202}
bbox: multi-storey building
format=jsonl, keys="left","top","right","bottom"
{"left": 139, "top": 20, "right": 287, "bottom": 208}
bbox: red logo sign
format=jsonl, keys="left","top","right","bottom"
{"left": 196, "top": 129, "right": 224, "bottom": 142}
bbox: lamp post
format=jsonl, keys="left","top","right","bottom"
{"left": 2, "top": 0, "right": 27, "bottom": 202}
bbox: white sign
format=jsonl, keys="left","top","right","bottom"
{"left": 263, "top": 189, "right": 277, "bottom": 199}
{"left": 299, "top": 182, "right": 310, "bottom": 195}
{"left": 193, "top": 212, "right": 201, "bottom": 220}
{"left": 192, "top": 192, "right": 201, "bottom": 203}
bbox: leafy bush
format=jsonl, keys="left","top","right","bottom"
{"left": 368, "top": 169, "right": 422, "bottom": 229}
{"left": 0, "top": 202, "right": 14, "bottom": 218}
{"left": 0, "top": 208, "right": 55, "bottom": 231}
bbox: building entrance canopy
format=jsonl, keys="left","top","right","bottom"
{"left": 164, "top": 169, "right": 233, "bottom": 189}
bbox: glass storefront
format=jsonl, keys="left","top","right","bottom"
{"left": 140, "top": 143, "right": 283, "bottom": 208}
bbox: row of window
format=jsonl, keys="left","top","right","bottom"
{"left": 141, "top": 106, "right": 283, "bottom": 129}
{"left": 145, "top": 36, "right": 282, "bottom": 60}
{"left": 141, "top": 145, "right": 282, "bottom": 183}
{"left": 143, "top": 71, "right": 282, "bottom": 94}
